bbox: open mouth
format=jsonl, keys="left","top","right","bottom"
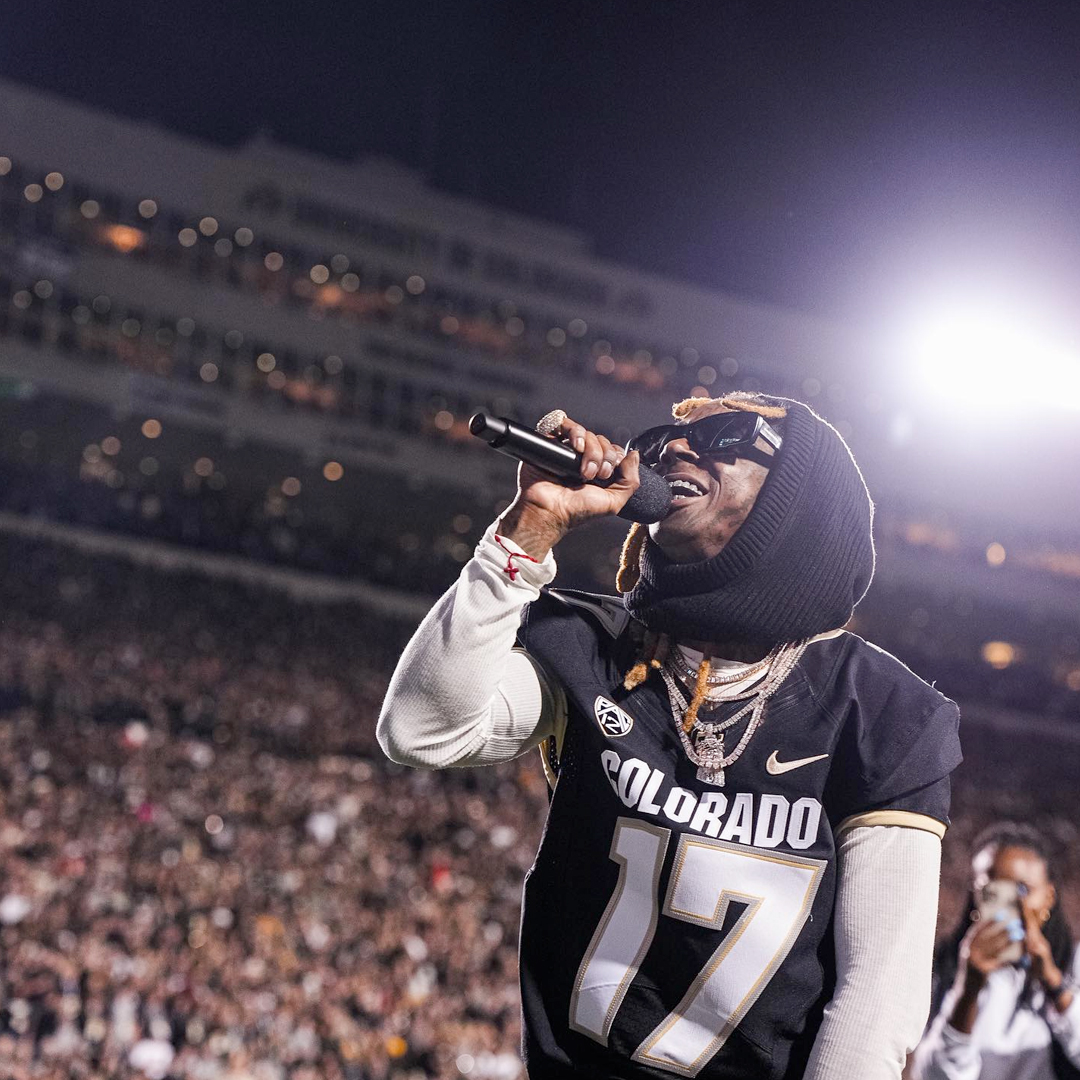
{"left": 667, "top": 478, "right": 708, "bottom": 502}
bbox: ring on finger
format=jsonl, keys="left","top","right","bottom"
{"left": 535, "top": 409, "right": 567, "bottom": 437}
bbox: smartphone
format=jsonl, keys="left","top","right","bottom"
{"left": 976, "top": 879, "right": 1025, "bottom": 964}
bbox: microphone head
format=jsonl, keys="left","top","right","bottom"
{"left": 469, "top": 412, "right": 506, "bottom": 441}
{"left": 618, "top": 464, "right": 672, "bottom": 524}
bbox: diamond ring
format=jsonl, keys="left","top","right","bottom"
{"left": 535, "top": 409, "right": 568, "bottom": 437}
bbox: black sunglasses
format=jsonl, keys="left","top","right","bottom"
{"left": 627, "top": 411, "right": 782, "bottom": 468}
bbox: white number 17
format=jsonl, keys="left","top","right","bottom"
{"left": 569, "top": 818, "right": 825, "bottom": 1078}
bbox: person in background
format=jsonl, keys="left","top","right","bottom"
{"left": 910, "top": 821, "right": 1080, "bottom": 1080}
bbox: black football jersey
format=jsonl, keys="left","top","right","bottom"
{"left": 515, "top": 588, "right": 962, "bottom": 1080}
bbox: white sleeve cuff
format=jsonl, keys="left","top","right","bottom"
{"left": 480, "top": 517, "right": 557, "bottom": 591}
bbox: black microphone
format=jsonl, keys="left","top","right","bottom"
{"left": 469, "top": 413, "right": 672, "bottom": 524}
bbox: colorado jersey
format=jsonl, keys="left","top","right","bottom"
{"left": 515, "top": 588, "right": 961, "bottom": 1080}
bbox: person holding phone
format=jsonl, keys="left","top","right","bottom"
{"left": 909, "top": 822, "right": 1080, "bottom": 1080}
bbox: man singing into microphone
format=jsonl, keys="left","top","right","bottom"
{"left": 378, "top": 391, "right": 961, "bottom": 1080}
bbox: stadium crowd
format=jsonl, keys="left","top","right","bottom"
{"left": 0, "top": 531, "right": 1077, "bottom": 1079}
{"left": 0, "top": 533, "right": 532, "bottom": 1079}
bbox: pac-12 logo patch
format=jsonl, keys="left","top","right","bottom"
{"left": 594, "top": 696, "right": 634, "bottom": 738}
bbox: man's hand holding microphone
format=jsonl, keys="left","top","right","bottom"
{"left": 496, "top": 412, "right": 642, "bottom": 560}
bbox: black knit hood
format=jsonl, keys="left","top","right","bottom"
{"left": 622, "top": 395, "right": 875, "bottom": 644}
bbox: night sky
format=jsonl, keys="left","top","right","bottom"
{"left": 4, "top": 0, "right": 1080, "bottom": 325}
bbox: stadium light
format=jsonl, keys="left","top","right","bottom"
{"left": 907, "top": 302, "right": 1080, "bottom": 411}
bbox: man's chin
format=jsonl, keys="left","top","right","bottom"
{"left": 647, "top": 520, "right": 717, "bottom": 564}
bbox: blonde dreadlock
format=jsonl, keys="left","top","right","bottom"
{"left": 617, "top": 393, "right": 788, "bottom": 716}
{"left": 672, "top": 394, "right": 787, "bottom": 423}
{"left": 618, "top": 622, "right": 715, "bottom": 732}
{"left": 621, "top": 628, "right": 670, "bottom": 690}
{"left": 616, "top": 522, "right": 647, "bottom": 594}
{"left": 682, "top": 651, "right": 713, "bottom": 732}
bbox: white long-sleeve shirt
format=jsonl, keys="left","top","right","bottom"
{"left": 910, "top": 948, "right": 1080, "bottom": 1080}
{"left": 378, "top": 519, "right": 944, "bottom": 1080}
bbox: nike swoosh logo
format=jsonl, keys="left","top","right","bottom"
{"left": 766, "top": 751, "right": 829, "bottom": 775}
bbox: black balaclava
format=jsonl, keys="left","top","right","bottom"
{"left": 622, "top": 394, "right": 875, "bottom": 644}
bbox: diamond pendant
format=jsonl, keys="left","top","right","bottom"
{"left": 696, "top": 763, "right": 726, "bottom": 786}
{"left": 693, "top": 729, "right": 726, "bottom": 787}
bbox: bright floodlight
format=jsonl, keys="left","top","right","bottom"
{"left": 909, "top": 305, "right": 1080, "bottom": 410}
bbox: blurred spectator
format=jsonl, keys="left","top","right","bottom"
{"left": 910, "top": 822, "right": 1080, "bottom": 1080}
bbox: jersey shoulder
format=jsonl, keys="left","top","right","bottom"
{"left": 803, "top": 629, "right": 958, "bottom": 725}
{"left": 810, "top": 631, "right": 962, "bottom": 821}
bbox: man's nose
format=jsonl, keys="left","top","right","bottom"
{"left": 658, "top": 437, "right": 698, "bottom": 468}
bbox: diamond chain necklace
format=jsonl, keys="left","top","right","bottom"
{"left": 672, "top": 648, "right": 773, "bottom": 688}
{"left": 660, "top": 640, "right": 809, "bottom": 786}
